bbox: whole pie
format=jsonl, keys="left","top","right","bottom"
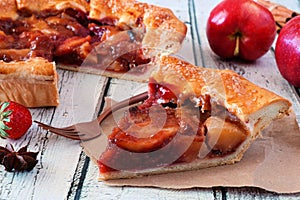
{"left": 96, "top": 56, "right": 291, "bottom": 180}
{"left": 0, "top": 0, "right": 187, "bottom": 107}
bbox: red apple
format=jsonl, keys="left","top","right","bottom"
{"left": 206, "top": 0, "right": 276, "bottom": 61}
{"left": 275, "top": 16, "right": 300, "bottom": 88}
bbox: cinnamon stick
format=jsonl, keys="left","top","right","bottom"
{"left": 255, "top": 0, "right": 299, "bottom": 32}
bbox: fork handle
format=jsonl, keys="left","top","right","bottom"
{"left": 97, "top": 91, "right": 148, "bottom": 124}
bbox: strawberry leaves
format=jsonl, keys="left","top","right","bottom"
{"left": 0, "top": 102, "right": 12, "bottom": 138}
{"left": 0, "top": 122, "right": 10, "bottom": 138}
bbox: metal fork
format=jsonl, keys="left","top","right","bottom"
{"left": 34, "top": 92, "right": 148, "bottom": 141}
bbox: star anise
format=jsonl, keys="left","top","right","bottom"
{"left": 0, "top": 144, "right": 39, "bottom": 172}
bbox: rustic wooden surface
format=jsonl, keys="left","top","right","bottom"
{"left": 0, "top": 0, "right": 300, "bottom": 199}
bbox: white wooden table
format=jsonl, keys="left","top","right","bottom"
{"left": 1, "top": 0, "right": 300, "bottom": 199}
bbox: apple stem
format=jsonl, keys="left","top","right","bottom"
{"left": 234, "top": 37, "right": 240, "bottom": 57}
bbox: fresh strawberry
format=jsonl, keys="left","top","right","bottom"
{"left": 0, "top": 101, "right": 32, "bottom": 140}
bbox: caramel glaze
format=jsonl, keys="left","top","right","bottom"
{"left": 0, "top": 8, "right": 151, "bottom": 69}
{"left": 98, "top": 83, "right": 249, "bottom": 173}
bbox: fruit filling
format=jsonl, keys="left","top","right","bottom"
{"left": 98, "top": 82, "right": 249, "bottom": 173}
{"left": 0, "top": 8, "right": 151, "bottom": 71}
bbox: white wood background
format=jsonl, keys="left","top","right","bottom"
{"left": 0, "top": 0, "right": 300, "bottom": 199}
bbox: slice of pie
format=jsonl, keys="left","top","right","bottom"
{"left": 0, "top": 57, "right": 59, "bottom": 107}
{"left": 97, "top": 56, "right": 292, "bottom": 180}
{"left": 0, "top": 0, "right": 187, "bottom": 107}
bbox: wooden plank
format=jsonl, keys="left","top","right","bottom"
{"left": 225, "top": 187, "right": 300, "bottom": 200}
{"left": 80, "top": 162, "right": 215, "bottom": 200}
{"left": 0, "top": 70, "right": 107, "bottom": 199}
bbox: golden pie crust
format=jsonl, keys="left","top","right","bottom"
{"left": 0, "top": 57, "right": 59, "bottom": 107}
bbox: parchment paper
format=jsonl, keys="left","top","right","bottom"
{"left": 82, "top": 102, "right": 300, "bottom": 194}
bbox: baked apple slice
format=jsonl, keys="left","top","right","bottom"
{"left": 97, "top": 56, "right": 291, "bottom": 180}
